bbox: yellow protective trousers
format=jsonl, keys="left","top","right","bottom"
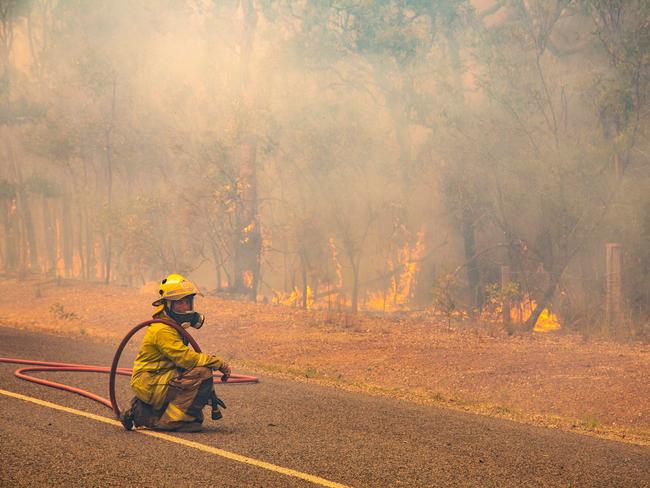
{"left": 155, "top": 366, "right": 214, "bottom": 429}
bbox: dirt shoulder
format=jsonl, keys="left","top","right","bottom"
{"left": 1, "top": 278, "right": 648, "bottom": 445}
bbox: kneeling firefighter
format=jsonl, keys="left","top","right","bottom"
{"left": 120, "top": 274, "right": 230, "bottom": 432}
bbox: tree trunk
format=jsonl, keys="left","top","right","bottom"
{"left": 62, "top": 194, "right": 73, "bottom": 278}
{"left": 103, "top": 79, "right": 116, "bottom": 284}
{"left": 77, "top": 203, "right": 86, "bottom": 280}
{"left": 42, "top": 195, "right": 56, "bottom": 275}
{"left": 445, "top": 27, "right": 482, "bottom": 309}
{"left": 211, "top": 241, "right": 225, "bottom": 291}
{"left": 300, "top": 250, "right": 308, "bottom": 310}
{"left": 370, "top": 59, "right": 411, "bottom": 185}
{"left": 8, "top": 141, "right": 39, "bottom": 270}
{"left": 16, "top": 186, "right": 38, "bottom": 270}
{"left": 1, "top": 195, "right": 18, "bottom": 272}
{"left": 462, "top": 207, "right": 480, "bottom": 308}
{"left": 103, "top": 167, "right": 112, "bottom": 282}
{"left": 0, "top": 199, "right": 6, "bottom": 268}
{"left": 525, "top": 263, "right": 565, "bottom": 330}
{"left": 84, "top": 203, "right": 94, "bottom": 280}
{"left": 351, "top": 260, "right": 360, "bottom": 314}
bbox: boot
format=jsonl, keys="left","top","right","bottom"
{"left": 119, "top": 408, "right": 135, "bottom": 431}
{"left": 124, "top": 397, "right": 158, "bottom": 429}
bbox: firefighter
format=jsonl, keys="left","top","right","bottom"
{"left": 120, "top": 273, "right": 230, "bottom": 432}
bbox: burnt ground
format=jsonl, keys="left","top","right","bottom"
{"left": 1, "top": 326, "right": 649, "bottom": 487}
{"left": 0, "top": 279, "right": 648, "bottom": 445}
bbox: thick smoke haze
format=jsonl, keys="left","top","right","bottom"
{"left": 0, "top": 0, "right": 648, "bottom": 337}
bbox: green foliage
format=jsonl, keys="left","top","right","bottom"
{"left": 588, "top": 0, "right": 649, "bottom": 143}
{"left": 296, "top": 0, "right": 466, "bottom": 68}
{"left": 485, "top": 282, "right": 520, "bottom": 305}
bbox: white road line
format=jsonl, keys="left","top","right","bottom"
{"left": 0, "top": 388, "right": 350, "bottom": 488}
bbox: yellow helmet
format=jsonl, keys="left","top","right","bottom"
{"left": 152, "top": 273, "right": 202, "bottom": 307}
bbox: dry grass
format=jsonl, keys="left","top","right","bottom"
{"left": 1, "top": 278, "right": 648, "bottom": 445}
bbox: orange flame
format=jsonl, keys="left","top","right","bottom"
{"left": 243, "top": 270, "right": 253, "bottom": 288}
{"left": 491, "top": 294, "right": 562, "bottom": 332}
{"left": 272, "top": 286, "right": 313, "bottom": 309}
{"left": 328, "top": 237, "right": 343, "bottom": 289}
{"left": 366, "top": 228, "right": 426, "bottom": 312}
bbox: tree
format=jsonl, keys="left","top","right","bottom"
{"left": 469, "top": 0, "right": 649, "bottom": 330}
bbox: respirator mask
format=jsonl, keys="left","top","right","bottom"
{"left": 165, "top": 295, "right": 205, "bottom": 329}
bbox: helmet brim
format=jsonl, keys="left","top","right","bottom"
{"left": 152, "top": 291, "right": 202, "bottom": 307}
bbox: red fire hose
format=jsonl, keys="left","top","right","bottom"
{"left": 0, "top": 319, "right": 258, "bottom": 418}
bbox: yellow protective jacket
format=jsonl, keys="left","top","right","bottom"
{"left": 130, "top": 314, "right": 223, "bottom": 410}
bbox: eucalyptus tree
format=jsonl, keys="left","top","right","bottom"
{"left": 471, "top": 0, "right": 649, "bottom": 329}
{"left": 588, "top": 0, "right": 650, "bottom": 326}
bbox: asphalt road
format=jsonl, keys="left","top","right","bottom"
{"left": 0, "top": 326, "right": 648, "bottom": 487}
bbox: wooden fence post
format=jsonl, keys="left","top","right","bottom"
{"left": 605, "top": 243, "right": 623, "bottom": 327}
{"left": 501, "top": 265, "right": 511, "bottom": 325}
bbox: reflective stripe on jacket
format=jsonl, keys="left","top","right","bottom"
{"left": 130, "top": 317, "right": 223, "bottom": 410}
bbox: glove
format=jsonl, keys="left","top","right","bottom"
{"left": 219, "top": 362, "right": 231, "bottom": 382}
